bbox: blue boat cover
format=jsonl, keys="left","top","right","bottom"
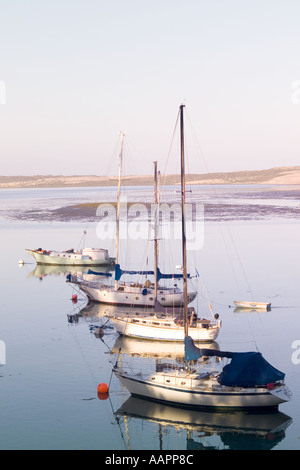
{"left": 218, "top": 351, "right": 285, "bottom": 387}
{"left": 184, "top": 336, "right": 285, "bottom": 387}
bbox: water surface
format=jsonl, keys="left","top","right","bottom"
{"left": 0, "top": 185, "right": 299, "bottom": 450}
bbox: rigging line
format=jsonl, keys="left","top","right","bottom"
{"left": 76, "top": 229, "right": 88, "bottom": 251}
{"left": 160, "top": 109, "right": 180, "bottom": 187}
{"left": 226, "top": 226, "right": 255, "bottom": 301}
{"left": 68, "top": 322, "right": 101, "bottom": 388}
{"left": 73, "top": 134, "right": 122, "bottom": 253}
{"left": 184, "top": 110, "right": 264, "bottom": 350}
{"left": 195, "top": 273, "right": 216, "bottom": 321}
{"left": 185, "top": 108, "right": 256, "bottom": 299}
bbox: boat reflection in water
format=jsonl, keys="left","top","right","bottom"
{"left": 111, "top": 335, "right": 219, "bottom": 362}
{"left": 28, "top": 264, "right": 114, "bottom": 281}
{"left": 67, "top": 302, "right": 157, "bottom": 326}
{"left": 115, "top": 396, "right": 292, "bottom": 450}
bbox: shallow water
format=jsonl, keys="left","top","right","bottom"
{"left": 0, "top": 185, "right": 299, "bottom": 450}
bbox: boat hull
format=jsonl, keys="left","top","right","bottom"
{"left": 78, "top": 283, "right": 197, "bottom": 307}
{"left": 26, "top": 249, "right": 114, "bottom": 266}
{"left": 114, "top": 370, "right": 290, "bottom": 410}
{"left": 233, "top": 301, "right": 271, "bottom": 310}
{"left": 110, "top": 317, "right": 221, "bottom": 342}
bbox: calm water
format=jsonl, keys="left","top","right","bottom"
{"left": 0, "top": 185, "right": 299, "bottom": 451}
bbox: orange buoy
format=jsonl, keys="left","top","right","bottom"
{"left": 97, "top": 382, "right": 109, "bottom": 394}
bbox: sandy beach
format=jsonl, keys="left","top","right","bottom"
{"left": 1, "top": 166, "right": 300, "bottom": 188}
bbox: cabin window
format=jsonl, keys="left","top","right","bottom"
{"left": 135, "top": 297, "right": 139, "bottom": 300}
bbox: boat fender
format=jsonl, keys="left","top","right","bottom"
{"left": 142, "top": 288, "right": 148, "bottom": 295}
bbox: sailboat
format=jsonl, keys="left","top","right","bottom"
{"left": 109, "top": 298, "right": 221, "bottom": 342}
{"left": 112, "top": 104, "right": 291, "bottom": 409}
{"left": 67, "top": 134, "right": 196, "bottom": 307}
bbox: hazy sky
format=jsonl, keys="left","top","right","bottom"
{"left": 1, "top": 0, "right": 300, "bottom": 176}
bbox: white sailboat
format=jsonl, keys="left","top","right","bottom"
{"left": 68, "top": 134, "right": 196, "bottom": 307}
{"left": 113, "top": 104, "right": 291, "bottom": 409}
{"left": 109, "top": 299, "right": 221, "bottom": 342}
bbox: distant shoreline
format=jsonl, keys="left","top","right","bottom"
{"left": 1, "top": 166, "right": 300, "bottom": 188}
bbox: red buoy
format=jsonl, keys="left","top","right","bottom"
{"left": 72, "top": 294, "right": 78, "bottom": 303}
{"left": 97, "top": 382, "right": 109, "bottom": 394}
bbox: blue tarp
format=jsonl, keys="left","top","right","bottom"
{"left": 218, "top": 351, "right": 285, "bottom": 387}
{"left": 184, "top": 336, "right": 285, "bottom": 387}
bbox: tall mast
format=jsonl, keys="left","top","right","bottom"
{"left": 115, "top": 131, "right": 124, "bottom": 289}
{"left": 180, "top": 104, "right": 188, "bottom": 337}
{"left": 154, "top": 161, "right": 158, "bottom": 300}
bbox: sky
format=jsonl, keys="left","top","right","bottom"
{"left": 0, "top": 0, "right": 300, "bottom": 176}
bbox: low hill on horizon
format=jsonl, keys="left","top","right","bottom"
{"left": 1, "top": 166, "right": 300, "bottom": 188}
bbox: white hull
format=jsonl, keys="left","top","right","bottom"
{"left": 234, "top": 301, "right": 271, "bottom": 310}
{"left": 114, "top": 369, "right": 290, "bottom": 410}
{"left": 26, "top": 248, "right": 114, "bottom": 266}
{"left": 77, "top": 282, "right": 197, "bottom": 307}
{"left": 110, "top": 316, "right": 221, "bottom": 342}
{"left": 110, "top": 336, "right": 218, "bottom": 358}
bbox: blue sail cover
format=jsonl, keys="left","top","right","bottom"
{"left": 184, "top": 336, "right": 285, "bottom": 387}
{"left": 87, "top": 269, "right": 112, "bottom": 277}
{"left": 184, "top": 336, "right": 233, "bottom": 362}
{"left": 114, "top": 264, "right": 154, "bottom": 281}
{"left": 218, "top": 351, "right": 285, "bottom": 387}
{"left": 114, "top": 264, "right": 190, "bottom": 282}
